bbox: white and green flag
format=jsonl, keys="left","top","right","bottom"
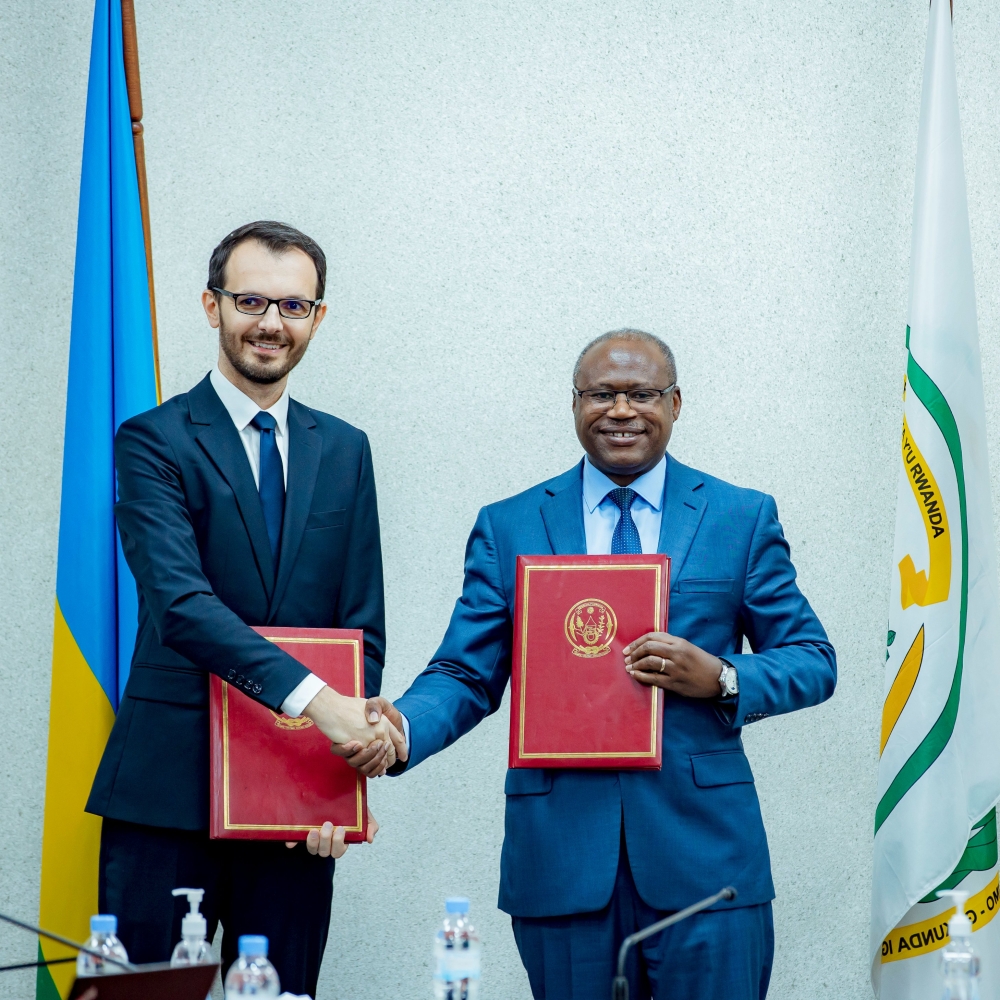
{"left": 872, "top": 1, "right": 1000, "bottom": 996}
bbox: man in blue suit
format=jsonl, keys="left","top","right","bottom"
{"left": 378, "top": 329, "right": 836, "bottom": 999}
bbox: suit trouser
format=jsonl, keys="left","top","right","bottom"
{"left": 511, "top": 831, "right": 773, "bottom": 1000}
{"left": 99, "top": 818, "right": 335, "bottom": 998}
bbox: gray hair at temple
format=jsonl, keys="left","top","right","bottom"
{"left": 572, "top": 328, "right": 677, "bottom": 386}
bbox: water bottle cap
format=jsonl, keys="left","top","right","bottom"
{"left": 238, "top": 935, "right": 268, "bottom": 957}
{"left": 445, "top": 897, "right": 470, "bottom": 914}
{"left": 90, "top": 914, "right": 117, "bottom": 935}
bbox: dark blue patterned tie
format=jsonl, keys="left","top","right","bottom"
{"left": 251, "top": 411, "right": 285, "bottom": 562}
{"left": 609, "top": 487, "right": 642, "bottom": 554}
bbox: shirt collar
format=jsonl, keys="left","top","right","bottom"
{"left": 582, "top": 454, "right": 667, "bottom": 514}
{"left": 210, "top": 365, "right": 290, "bottom": 434}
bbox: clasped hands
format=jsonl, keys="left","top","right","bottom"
{"left": 300, "top": 686, "right": 407, "bottom": 776}
{"left": 285, "top": 687, "right": 406, "bottom": 856}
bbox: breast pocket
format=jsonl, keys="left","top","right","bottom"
{"left": 305, "top": 508, "right": 347, "bottom": 531}
{"left": 675, "top": 578, "right": 735, "bottom": 594}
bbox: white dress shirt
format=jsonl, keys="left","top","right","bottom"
{"left": 210, "top": 366, "right": 290, "bottom": 488}
{"left": 210, "top": 366, "right": 326, "bottom": 718}
{"left": 582, "top": 454, "right": 666, "bottom": 555}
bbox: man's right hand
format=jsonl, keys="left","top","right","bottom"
{"left": 301, "top": 688, "right": 407, "bottom": 777}
{"left": 336, "top": 696, "right": 406, "bottom": 777}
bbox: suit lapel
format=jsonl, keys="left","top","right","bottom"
{"left": 268, "top": 399, "right": 322, "bottom": 620}
{"left": 189, "top": 375, "right": 275, "bottom": 597}
{"left": 657, "top": 453, "right": 707, "bottom": 581}
{"left": 539, "top": 462, "right": 587, "bottom": 555}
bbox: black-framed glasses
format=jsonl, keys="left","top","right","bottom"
{"left": 211, "top": 287, "right": 321, "bottom": 320}
{"left": 572, "top": 384, "right": 678, "bottom": 411}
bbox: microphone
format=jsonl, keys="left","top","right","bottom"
{"left": 610, "top": 886, "right": 736, "bottom": 1000}
{"left": 0, "top": 910, "right": 135, "bottom": 973}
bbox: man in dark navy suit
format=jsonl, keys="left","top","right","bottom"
{"left": 86, "top": 221, "right": 405, "bottom": 997}
{"left": 377, "top": 330, "right": 836, "bottom": 1000}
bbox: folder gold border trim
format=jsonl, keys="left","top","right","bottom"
{"left": 518, "top": 564, "right": 661, "bottom": 759}
{"left": 222, "top": 637, "right": 364, "bottom": 833}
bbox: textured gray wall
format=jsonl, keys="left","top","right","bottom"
{"left": 4, "top": 1, "right": 1000, "bottom": 997}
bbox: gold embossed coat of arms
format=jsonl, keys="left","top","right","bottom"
{"left": 564, "top": 598, "right": 618, "bottom": 657}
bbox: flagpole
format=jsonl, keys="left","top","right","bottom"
{"left": 119, "top": 0, "right": 161, "bottom": 403}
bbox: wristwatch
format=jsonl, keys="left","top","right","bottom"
{"left": 718, "top": 658, "right": 739, "bottom": 698}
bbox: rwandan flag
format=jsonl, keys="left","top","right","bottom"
{"left": 870, "top": 1, "right": 1000, "bottom": 997}
{"left": 36, "top": 0, "right": 159, "bottom": 996}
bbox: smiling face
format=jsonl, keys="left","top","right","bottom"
{"left": 202, "top": 239, "right": 327, "bottom": 400}
{"left": 572, "top": 337, "right": 681, "bottom": 486}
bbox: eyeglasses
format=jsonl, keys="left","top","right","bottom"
{"left": 211, "top": 287, "right": 321, "bottom": 320}
{"left": 572, "top": 384, "right": 677, "bottom": 411}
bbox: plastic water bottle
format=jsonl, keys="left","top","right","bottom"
{"left": 224, "top": 935, "right": 280, "bottom": 997}
{"left": 170, "top": 888, "right": 214, "bottom": 966}
{"left": 76, "top": 914, "right": 129, "bottom": 976}
{"left": 938, "top": 890, "right": 981, "bottom": 1000}
{"left": 433, "top": 897, "right": 481, "bottom": 1000}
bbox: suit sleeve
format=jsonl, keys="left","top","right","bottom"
{"left": 393, "top": 506, "right": 512, "bottom": 770}
{"left": 113, "top": 415, "right": 309, "bottom": 711}
{"left": 724, "top": 494, "right": 837, "bottom": 727}
{"left": 335, "top": 432, "right": 386, "bottom": 698}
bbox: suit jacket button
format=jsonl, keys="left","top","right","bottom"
{"left": 253, "top": 683, "right": 262, "bottom": 695}
{"left": 227, "top": 669, "right": 236, "bottom": 681}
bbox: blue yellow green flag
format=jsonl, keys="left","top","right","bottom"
{"left": 36, "top": 0, "right": 159, "bottom": 995}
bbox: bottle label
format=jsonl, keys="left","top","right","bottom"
{"left": 435, "top": 954, "right": 481, "bottom": 982}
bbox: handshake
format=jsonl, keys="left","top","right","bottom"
{"left": 300, "top": 687, "right": 407, "bottom": 778}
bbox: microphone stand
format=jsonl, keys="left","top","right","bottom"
{"left": 0, "top": 910, "right": 136, "bottom": 973}
{"left": 611, "top": 886, "right": 736, "bottom": 1000}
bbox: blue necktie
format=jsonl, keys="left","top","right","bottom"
{"left": 609, "top": 487, "right": 642, "bottom": 554}
{"left": 252, "top": 411, "right": 285, "bottom": 562}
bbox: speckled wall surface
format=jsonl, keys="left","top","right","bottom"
{"left": 3, "top": 2, "right": 1000, "bottom": 997}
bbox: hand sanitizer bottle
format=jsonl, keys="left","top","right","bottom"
{"left": 170, "top": 888, "right": 214, "bottom": 966}
{"left": 937, "top": 890, "right": 980, "bottom": 1000}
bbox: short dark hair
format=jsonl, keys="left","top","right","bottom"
{"left": 573, "top": 328, "right": 677, "bottom": 385}
{"left": 207, "top": 220, "right": 327, "bottom": 300}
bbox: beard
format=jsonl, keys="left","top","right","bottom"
{"left": 219, "top": 316, "right": 310, "bottom": 385}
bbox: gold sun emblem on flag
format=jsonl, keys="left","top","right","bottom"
{"left": 564, "top": 598, "right": 618, "bottom": 658}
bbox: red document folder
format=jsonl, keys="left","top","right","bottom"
{"left": 509, "top": 555, "right": 669, "bottom": 769}
{"left": 210, "top": 627, "right": 367, "bottom": 841}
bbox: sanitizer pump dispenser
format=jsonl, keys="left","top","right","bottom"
{"left": 937, "top": 889, "right": 980, "bottom": 1000}
{"left": 170, "top": 887, "right": 214, "bottom": 967}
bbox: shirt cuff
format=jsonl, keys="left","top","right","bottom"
{"left": 401, "top": 712, "right": 411, "bottom": 755}
{"left": 281, "top": 673, "right": 326, "bottom": 718}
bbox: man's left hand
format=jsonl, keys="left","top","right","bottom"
{"left": 334, "top": 696, "right": 407, "bottom": 777}
{"left": 623, "top": 632, "right": 723, "bottom": 699}
{"left": 285, "top": 807, "right": 379, "bottom": 856}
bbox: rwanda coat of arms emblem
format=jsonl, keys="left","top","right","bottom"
{"left": 564, "top": 598, "right": 618, "bottom": 658}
